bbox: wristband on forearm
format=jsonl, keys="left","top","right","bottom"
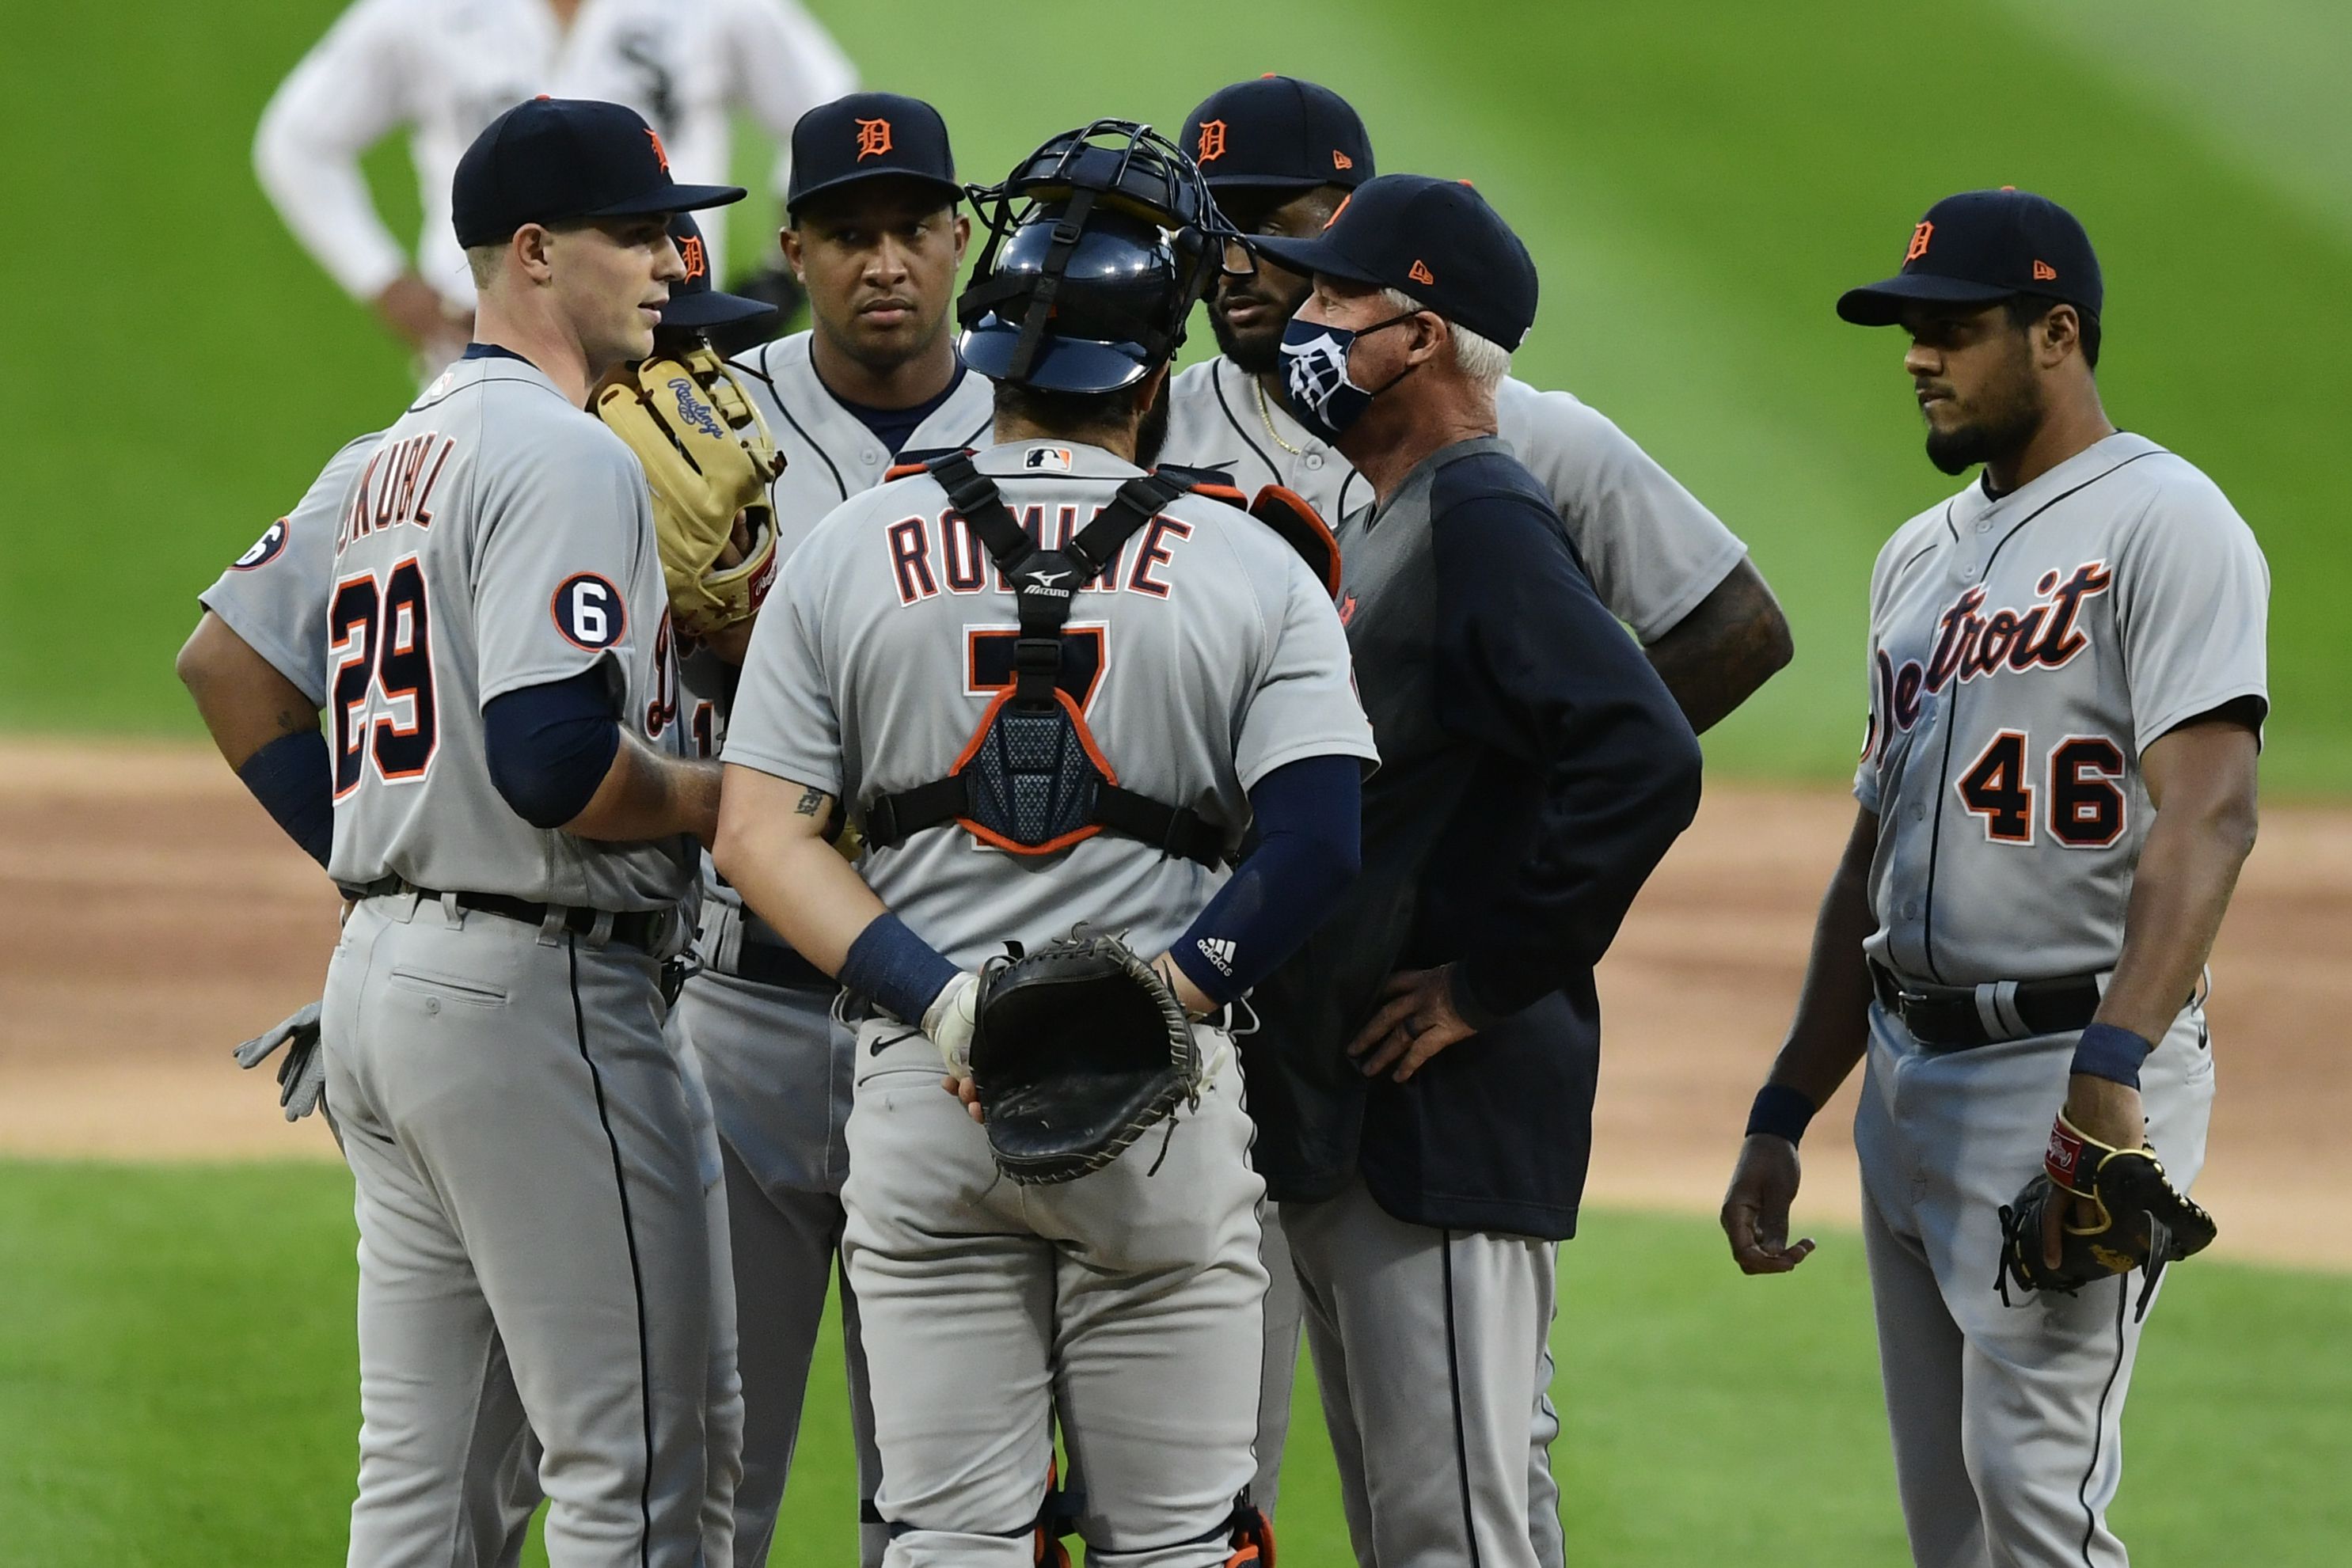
{"left": 2070, "top": 1022, "right": 2154, "bottom": 1089}
{"left": 1746, "top": 1082, "right": 1819, "bottom": 1146}
{"left": 838, "top": 912, "right": 959, "bottom": 1027}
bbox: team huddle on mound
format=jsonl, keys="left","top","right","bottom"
{"left": 180, "top": 63, "right": 2264, "bottom": 1568}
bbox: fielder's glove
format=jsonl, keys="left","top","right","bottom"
{"left": 234, "top": 1000, "right": 325, "bottom": 1122}
{"left": 1996, "top": 1108, "right": 2217, "bottom": 1319}
{"left": 966, "top": 928, "right": 1200, "bottom": 1186}
{"left": 594, "top": 343, "right": 786, "bottom": 640}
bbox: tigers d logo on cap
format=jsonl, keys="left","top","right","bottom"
{"left": 855, "top": 118, "right": 893, "bottom": 160}
{"left": 1196, "top": 120, "right": 1228, "bottom": 162}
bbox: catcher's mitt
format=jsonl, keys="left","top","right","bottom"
{"left": 966, "top": 928, "right": 1199, "bottom": 1185}
{"left": 1997, "top": 1109, "right": 2217, "bottom": 1319}
{"left": 594, "top": 342, "right": 785, "bottom": 639}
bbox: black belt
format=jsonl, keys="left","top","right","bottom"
{"left": 1869, "top": 961, "right": 2102, "bottom": 1051}
{"left": 345, "top": 878, "right": 668, "bottom": 955}
{"left": 724, "top": 921, "right": 838, "bottom": 993}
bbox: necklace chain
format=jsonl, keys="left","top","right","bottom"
{"left": 1252, "top": 374, "right": 1305, "bottom": 457}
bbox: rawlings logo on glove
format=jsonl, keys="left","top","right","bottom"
{"left": 595, "top": 342, "right": 787, "bottom": 640}
{"left": 1997, "top": 1109, "right": 2217, "bottom": 1320}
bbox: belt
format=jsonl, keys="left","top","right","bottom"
{"left": 1868, "top": 961, "right": 2103, "bottom": 1051}
{"left": 347, "top": 877, "right": 669, "bottom": 955}
{"left": 725, "top": 924, "right": 838, "bottom": 993}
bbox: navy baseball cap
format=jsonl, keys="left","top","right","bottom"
{"left": 1181, "top": 75, "right": 1374, "bottom": 192}
{"left": 655, "top": 213, "right": 777, "bottom": 336}
{"left": 452, "top": 97, "right": 743, "bottom": 247}
{"left": 1837, "top": 188, "right": 2103, "bottom": 327}
{"left": 787, "top": 92, "right": 959, "bottom": 215}
{"left": 1252, "top": 174, "right": 1537, "bottom": 349}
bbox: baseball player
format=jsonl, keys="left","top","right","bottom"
{"left": 177, "top": 203, "right": 780, "bottom": 1565}
{"left": 1721, "top": 189, "right": 2267, "bottom": 1567}
{"left": 670, "top": 91, "right": 990, "bottom": 1568}
{"left": 1157, "top": 74, "right": 1788, "bottom": 1548}
{"left": 1165, "top": 74, "right": 1790, "bottom": 736}
{"left": 319, "top": 98, "right": 745, "bottom": 1566}
{"left": 255, "top": 0, "right": 855, "bottom": 367}
{"left": 1241, "top": 173, "right": 1702, "bottom": 1568}
{"left": 712, "top": 120, "right": 1377, "bottom": 1565}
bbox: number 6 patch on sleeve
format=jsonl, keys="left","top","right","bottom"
{"left": 551, "top": 572, "right": 627, "bottom": 651}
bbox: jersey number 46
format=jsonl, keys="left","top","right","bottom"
{"left": 1955, "top": 729, "right": 2126, "bottom": 848}
{"left": 330, "top": 556, "right": 438, "bottom": 798}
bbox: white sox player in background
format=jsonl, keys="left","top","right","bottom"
{"left": 1722, "top": 189, "right": 2268, "bottom": 1568}
{"left": 256, "top": 0, "right": 854, "bottom": 368}
{"left": 1157, "top": 73, "right": 1792, "bottom": 1556}
{"left": 674, "top": 90, "right": 990, "bottom": 1568}
{"left": 714, "top": 121, "right": 1374, "bottom": 1565}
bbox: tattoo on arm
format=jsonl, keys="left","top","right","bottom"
{"left": 794, "top": 787, "right": 826, "bottom": 817}
{"left": 1645, "top": 561, "right": 1794, "bottom": 735}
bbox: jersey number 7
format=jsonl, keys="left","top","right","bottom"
{"left": 330, "top": 556, "right": 439, "bottom": 798}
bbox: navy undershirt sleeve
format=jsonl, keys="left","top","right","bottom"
{"left": 237, "top": 728, "right": 336, "bottom": 869}
{"left": 1430, "top": 473, "right": 1704, "bottom": 1019}
{"left": 483, "top": 666, "right": 622, "bottom": 830}
{"left": 1169, "top": 753, "right": 1363, "bottom": 1006}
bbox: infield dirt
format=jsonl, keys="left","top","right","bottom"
{"left": 4, "top": 737, "right": 2343, "bottom": 1266}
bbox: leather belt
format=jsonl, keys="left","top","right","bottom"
{"left": 345, "top": 877, "right": 668, "bottom": 955}
{"left": 1869, "top": 961, "right": 2103, "bottom": 1051}
{"left": 726, "top": 924, "right": 838, "bottom": 993}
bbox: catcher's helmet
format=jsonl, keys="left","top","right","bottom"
{"left": 958, "top": 119, "right": 1244, "bottom": 395}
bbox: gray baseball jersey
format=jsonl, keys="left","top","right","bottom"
{"left": 325, "top": 351, "right": 695, "bottom": 909}
{"left": 723, "top": 438, "right": 1378, "bottom": 966}
{"left": 1162, "top": 357, "right": 1749, "bottom": 640}
{"left": 201, "top": 432, "right": 381, "bottom": 704}
{"left": 1855, "top": 431, "right": 2270, "bottom": 985}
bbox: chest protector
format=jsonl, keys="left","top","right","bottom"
{"left": 861, "top": 451, "right": 1238, "bottom": 866}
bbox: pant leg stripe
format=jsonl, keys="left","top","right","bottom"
{"left": 568, "top": 934, "right": 656, "bottom": 1568}
{"left": 2075, "top": 1275, "right": 2130, "bottom": 1566}
{"left": 1441, "top": 1230, "right": 1485, "bottom": 1568}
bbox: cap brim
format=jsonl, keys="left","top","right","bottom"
{"left": 1248, "top": 233, "right": 1386, "bottom": 287}
{"left": 1203, "top": 171, "right": 1347, "bottom": 192}
{"left": 1836, "top": 272, "right": 2016, "bottom": 325}
{"left": 787, "top": 170, "right": 963, "bottom": 216}
{"left": 659, "top": 288, "right": 781, "bottom": 332}
{"left": 586, "top": 181, "right": 748, "bottom": 221}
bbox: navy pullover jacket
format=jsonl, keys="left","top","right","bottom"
{"left": 1244, "top": 436, "right": 1703, "bottom": 1238}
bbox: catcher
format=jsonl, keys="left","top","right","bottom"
{"left": 711, "top": 121, "right": 1375, "bottom": 1566}
{"left": 1720, "top": 188, "right": 2264, "bottom": 1567}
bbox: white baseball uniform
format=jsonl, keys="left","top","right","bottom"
{"left": 255, "top": 0, "right": 855, "bottom": 312}
{"left": 320, "top": 351, "right": 724, "bottom": 1568}
{"left": 1852, "top": 431, "right": 2267, "bottom": 1566}
{"left": 1161, "top": 354, "right": 1748, "bottom": 1551}
{"left": 723, "top": 438, "right": 1377, "bottom": 1566}
{"left": 673, "top": 334, "right": 992, "bottom": 1566}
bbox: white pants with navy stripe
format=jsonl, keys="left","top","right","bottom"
{"left": 323, "top": 894, "right": 724, "bottom": 1568}
{"left": 1855, "top": 1000, "right": 2215, "bottom": 1568}
{"left": 1282, "top": 1177, "right": 1556, "bottom": 1568}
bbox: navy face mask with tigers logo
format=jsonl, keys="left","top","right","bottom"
{"left": 1277, "top": 311, "right": 1422, "bottom": 442}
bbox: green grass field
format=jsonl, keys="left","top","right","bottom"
{"left": 2, "top": 1163, "right": 2346, "bottom": 1565}
{"left": 2, "top": 0, "right": 2350, "bottom": 788}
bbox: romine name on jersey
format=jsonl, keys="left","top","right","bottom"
{"left": 883, "top": 503, "right": 1198, "bottom": 608}
{"left": 1866, "top": 558, "right": 2112, "bottom": 759}
{"left": 338, "top": 432, "right": 455, "bottom": 552}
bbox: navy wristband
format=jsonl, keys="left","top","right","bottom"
{"left": 237, "top": 728, "right": 335, "bottom": 870}
{"left": 1745, "top": 1082, "right": 1818, "bottom": 1146}
{"left": 838, "top": 913, "right": 960, "bottom": 1027}
{"left": 2070, "top": 1022, "right": 2154, "bottom": 1089}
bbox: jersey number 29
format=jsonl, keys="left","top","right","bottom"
{"left": 330, "top": 556, "right": 439, "bottom": 797}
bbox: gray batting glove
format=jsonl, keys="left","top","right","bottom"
{"left": 234, "top": 1000, "right": 326, "bottom": 1122}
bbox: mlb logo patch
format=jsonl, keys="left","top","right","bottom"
{"left": 1023, "top": 447, "right": 1073, "bottom": 472}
